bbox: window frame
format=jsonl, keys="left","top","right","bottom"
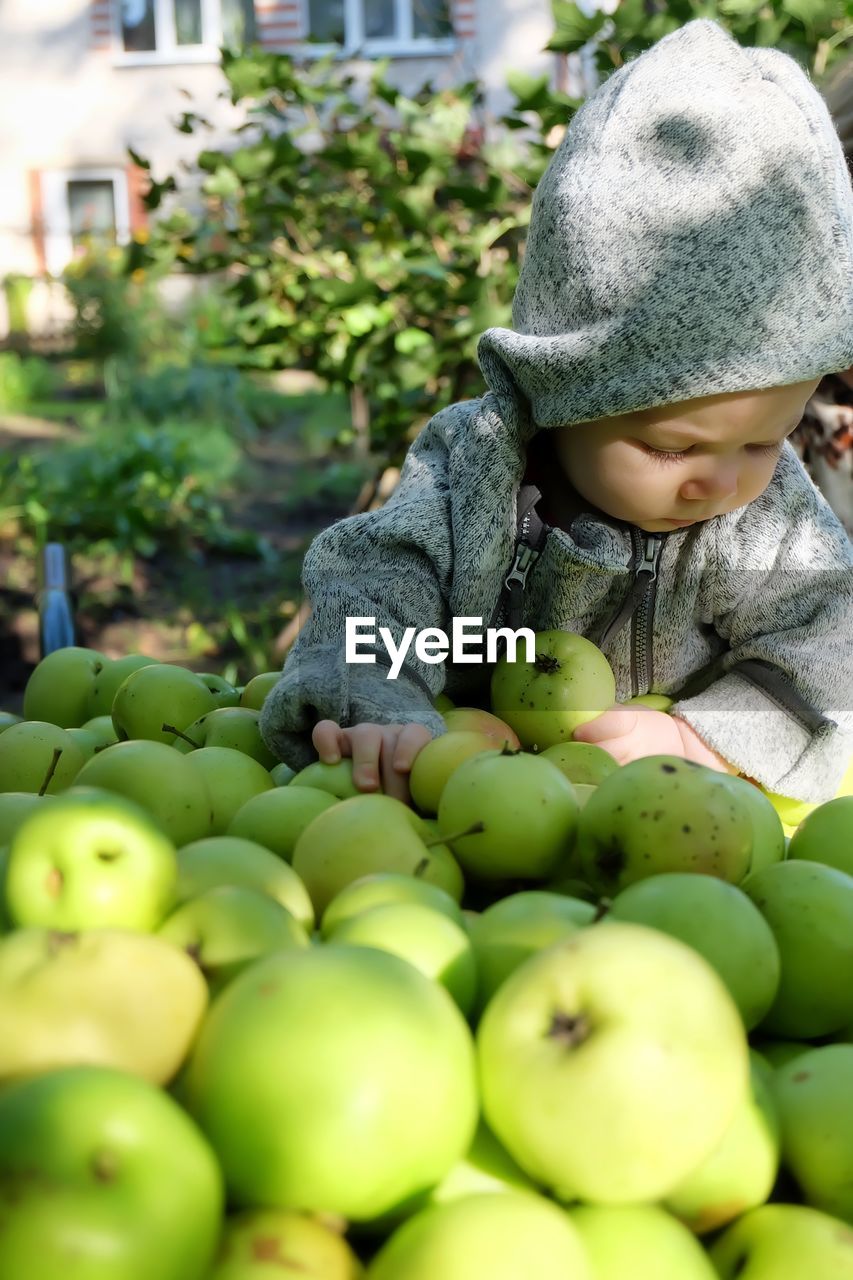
{"left": 111, "top": 0, "right": 230, "bottom": 66}
{"left": 40, "top": 168, "right": 131, "bottom": 278}
{"left": 293, "top": 0, "right": 458, "bottom": 59}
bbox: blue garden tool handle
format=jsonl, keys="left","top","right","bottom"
{"left": 38, "top": 542, "right": 75, "bottom": 658}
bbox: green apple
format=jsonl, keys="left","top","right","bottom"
{"left": 208, "top": 1209, "right": 363, "bottom": 1279}
{"left": 80, "top": 714, "right": 120, "bottom": 750}
{"left": 327, "top": 901, "right": 478, "bottom": 1015}
{"left": 240, "top": 671, "right": 280, "bottom": 711}
{"left": 436, "top": 748, "right": 579, "bottom": 881}
{"left": 0, "top": 926, "right": 208, "bottom": 1084}
{"left": 182, "top": 747, "right": 274, "bottom": 834}
{"left": 271, "top": 762, "right": 296, "bottom": 785}
{"left": 0, "top": 792, "right": 55, "bottom": 846}
{"left": 290, "top": 758, "right": 361, "bottom": 799}
{"left": 0, "top": 1064, "right": 223, "bottom": 1280}
{"left": 112, "top": 663, "right": 219, "bottom": 744}
{"left": 787, "top": 796, "right": 853, "bottom": 874}
{"left": 751, "top": 1038, "right": 810, "bottom": 1069}
{"left": 65, "top": 727, "right": 99, "bottom": 761}
{"left": 665, "top": 1051, "right": 780, "bottom": 1233}
{"left": 569, "top": 1205, "right": 717, "bottom": 1280}
{"left": 321, "top": 872, "right": 465, "bottom": 937}
{"left": 773, "top": 1044, "right": 853, "bottom": 1223}
{"left": 621, "top": 693, "right": 674, "bottom": 711}
{"left": 490, "top": 629, "right": 616, "bottom": 750}
{"left": 292, "top": 793, "right": 464, "bottom": 916}
{"left": 409, "top": 731, "right": 498, "bottom": 815}
{"left": 176, "top": 836, "right": 314, "bottom": 932}
{"left": 0, "top": 711, "right": 22, "bottom": 734}
{"left": 539, "top": 740, "right": 618, "bottom": 786}
{"left": 196, "top": 673, "right": 241, "bottom": 707}
{"left": 158, "top": 885, "right": 309, "bottom": 995}
{"left": 710, "top": 1203, "right": 853, "bottom": 1277}
{"left": 84, "top": 653, "right": 161, "bottom": 719}
{"left": 442, "top": 707, "right": 521, "bottom": 749}
{"left": 0, "top": 720, "right": 86, "bottom": 794}
{"left": 365, "top": 1191, "right": 593, "bottom": 1280}
{"left": 477, "top": 921, "right": 749, "bottom": 1203}
{"left": 172, "top": 706, "right": 278, "bottom": 769}
{"left": 74, "top": 740, "right": 213, "bottom": 846}
{"left": 742, "top": 861, "right": 853, "bottom": 1038}
{"left": 429, "top": 1120, "right": 538, "bottom": 1205}
{"left": 228, "top": 785, "right": 338, "bottom": 861}
{"left": 467, "top": 891, "right": 596, "bottom": 1014}
{"left": 0, "top": 846, "right": 8, "bottom": 930}
{"left": 184, "top": 945, "right": 478, "bottom": 1220}
{"left": 434, "top": 693, "right": 455, "bottom": 713}
{"left": 607, "top": 873, "right": 780, "bottom": 1029}
{"left": 23, "top": 645, "right": 106, "bottom": 727}
{"left": 572, "top": 756, "right": 754, "bottom": 896}
{"left": 717, "top": 773, "right": 786, "bottom": 874}
{"left": 5, "top": 789, "right": 177, "bottom": 932}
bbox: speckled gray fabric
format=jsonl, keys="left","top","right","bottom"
{"left": 260, "top": 20, "right": 853, "bottom": 802}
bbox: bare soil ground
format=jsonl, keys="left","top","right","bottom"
{"left": 0, "top": 407, "right": 363, "bottom": 714}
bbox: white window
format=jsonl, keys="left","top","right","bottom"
{"left": 40, "top": 170, "right": 131, "bottom": 278}
{"left": 114, "top": 0, "right": 257, "bottom": 65}
{"left": 303, "top": 0, "right": 456, "bottom": 56}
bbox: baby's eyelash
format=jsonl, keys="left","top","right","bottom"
{"left": 642, "top": 442, "right": 784, "bottom": 466}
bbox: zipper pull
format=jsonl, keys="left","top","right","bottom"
{"left": 637, "top": 535, "right": 662, "bottom": 583}
{"left": 504, "top": 542, "right": 539, "bottom": 593}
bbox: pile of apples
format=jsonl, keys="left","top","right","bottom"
{"left": 3, "top": 633, "right": 853, "bottom": 1278}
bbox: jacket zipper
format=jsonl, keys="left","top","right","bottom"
{"left": 598, "top": 529, "right": 665, "bottom": 696}
{"left": 631, "top": 530, "right": 665, "bottom": 697}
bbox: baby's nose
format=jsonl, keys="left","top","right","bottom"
{"left": 680, "top": 461, "right": 739, "bottom": 502}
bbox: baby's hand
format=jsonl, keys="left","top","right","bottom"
{"left": 571, "top": 704, "right": 685, "bottom": 767}
{"left": 312, "top": 719, "right": 434, "bottom": 806}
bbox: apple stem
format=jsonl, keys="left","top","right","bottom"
{"left": 162, "top": 724, "right": 201, "bottom": 748}
{"left": 424, "top": 821, "right": 485, "bottom": 847}
{"left": 592, "top": 897, "right": 612, "bottom": 923}
{"left": 38, "top": 748, "right": 63, "bottom": 796}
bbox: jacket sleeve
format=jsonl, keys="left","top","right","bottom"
{"left": 259, "top": 408, "right": 458, "bottom": 771}
{"left": 671, "top": 448, "right": 853, "bottom": 803}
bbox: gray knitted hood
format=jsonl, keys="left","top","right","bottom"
{"left": 477, "top": 19, "right": 853, "bottom": 435}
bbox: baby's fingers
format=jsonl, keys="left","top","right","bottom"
{"left": 312, "top": 719, "right": 345, "bottom": 763}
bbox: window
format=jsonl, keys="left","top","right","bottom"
{"left": 40, "top": 170, "right": 131, "bottom": 277}
{"left": 117, "top": 0, "right": 257, "bottom": 63}
{"left": 305, "top": 0, "right": 454, "bottom": 53}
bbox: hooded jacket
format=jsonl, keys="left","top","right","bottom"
{"left": 260, "top": 19, "right": 853, "bottom": 803}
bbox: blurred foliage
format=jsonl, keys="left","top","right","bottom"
{"left": 0, "top": 352, "right": 61, "bottom": 412}
{"left": 0, "top": 420, "right": 269, "bottom": 561}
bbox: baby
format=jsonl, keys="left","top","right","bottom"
{"left": 260, "top": 19, "right": 853, "bottom": 807}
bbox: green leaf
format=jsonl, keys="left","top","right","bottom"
{"left": 547, "top": 0, "right": 610, "bottom": 53}
{"left": 394, "top": 328, "right": 433, "bottom": 354}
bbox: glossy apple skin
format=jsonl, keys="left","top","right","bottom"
{"left": 710, "top": 1203, "right": 853, "bottom": 1278}
{"left": 0, "top": 1065, "right": 223, "bottom": 1280}
{"left": 742, "top": 861, "right": 853, "bottom": 1038}
{"left": 5, "top": 790, "right": 178, "bottom": 932}
{"left": 184, "top": 945, "right": 478, "bottom": 1221}
{"left": 490, "top": 630, "right": 616, "bottom": 750}
{"left": 74, "top": 740, "right": 213, "bottom": 847}
{"left": 0, "top": 926, "right": 208, "bottom": 1086}
{"left": 477, "top": 922, "right": 749, "bottom": 1204}
{"left": 365, "top": 1191, "right": 593, "bottom": 1280}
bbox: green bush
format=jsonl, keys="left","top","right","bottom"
{"left": 0, "top": 352, "right": 60, "bottom": 412}
{"left": 0, "top": 419, "right": 268, "bottom": 560}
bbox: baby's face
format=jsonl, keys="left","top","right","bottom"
{"left": 552, "top": 377, "right": 823, "bottom": 533}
